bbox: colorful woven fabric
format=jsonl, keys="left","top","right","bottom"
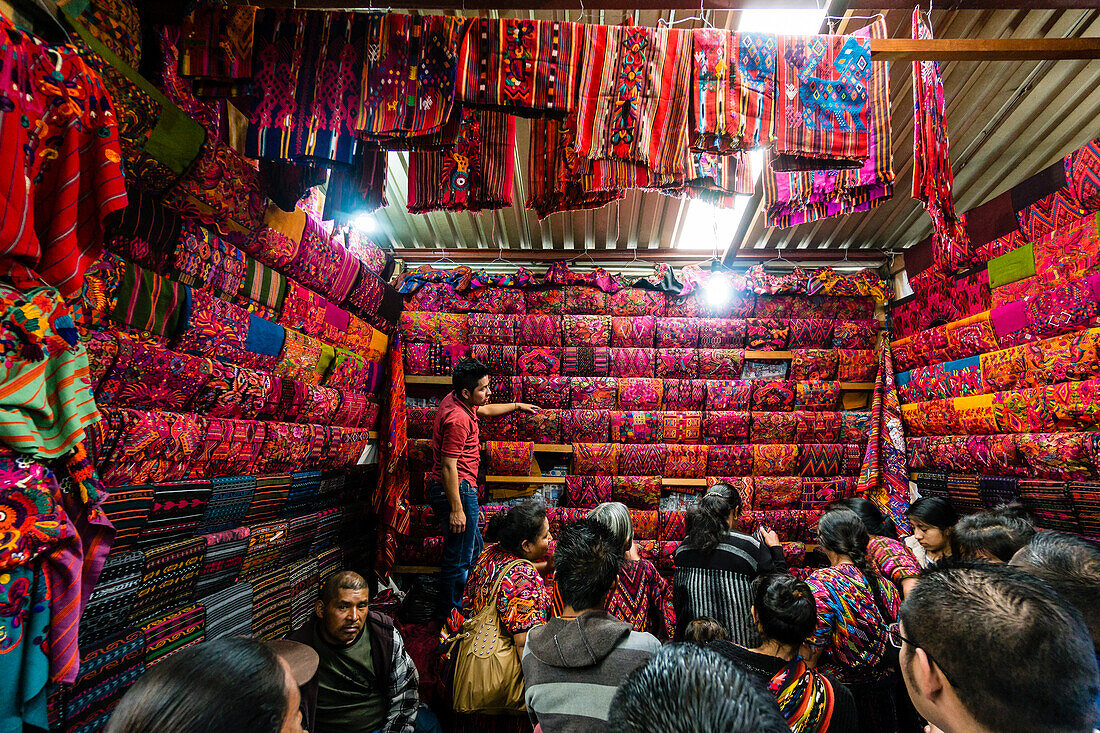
{"left": 608, "top": 288, "right": 667, "bottom": 316}
{"left": 790, "top": 350, "right": 839, "bottom": 381}
{"left": 665, "top": 444, "right": 709, "bottom": 478}
{"left": 612, "top": 476, "right": 661, "bottom": 509}
{"left": 470, "top": 344, "right": 518, "bottom": 375}
{"left": 753, "top": 381, "right": 797, "bottom": 412}
{"left": 703, "top": 411, "right": 752, "bottom": 444}
{"left": 610, "top": 412, "right": 664, "bottom": 444}
{"left": 662, "top": 379, "right": 707, "bottom": 410}
{"left": 746, "top": 318, "right": 790, "bottom": 350}
{"left": 399, "top": 311, "right": 470, "bottom": 343}
{"left": 563, "top": 286, "right": 608, "bottom": 315}
{"left": 697, "top": 349, "right": 745, "bottom": 379}
{"left": 516, "top": 409, "right": 562, "bottom": 443}
{"left": 706, "top": 380, "right": 754, "bottom": 411}
{"left": 561, "top": 409, "right": 611, "bottom": 443}
{"left": 795, "top": 381, "right": 841, "bottom": 411}
{"left": 1065, "top": 135, "right": 1100, "bottom": 211}
{"left": 137, "top": 480, "right": 212, "bottom": 548}
{"left": 655, "top": 348, "right": 698, "bottom": 379}
{"left": 838, "top": 350, "right": 877, "bottom": 382}
{"left": 517, "top": 314, "right": 560, "bottom": 346}
{"left": 610, "top": 348, "right": 657, "bottom": 378}
{"left": 832, "top": 320, "right": 878, "bottom": 350}
{"left": 611, "top": 316, "right": 657, "bottom": 348}
{"left": 1018, "top": 432, "right": 1095, "bottom": 480}
{"left": 525, "top": 288, "right": 564, "bottom": 314}
{"left": 618, "top": 444, "right": 668, "bottom": 476}
{"left": 690, "top": 29, "right": 777, "bottom": 153}
{"left": 562, "top": 315, "right": 611, "bottom": 346}
{"left": 660, "top": 411, "right": 704, "bottom": 444}
{"left": 519, "top": 346, "right": 563, "bottom": 376}
{"left": 707, "top": 445, "right": 754, "bottom": 476}
{"left": 141, "top": 603, "right": 205, "bottom": 668}
{"left": 698, "top": 318, "right": 747, "bottom": 348}
{"left": 751, "top": 411, "right": 797, "bottom": 443}
{"left": 564, "top": 475, "right": 613, "bottom": 509}
{"left": 567, "top": 376, "right": 617, "bottom": 409}
{"left": 787, "top": 319, "right": 836, "bottom": 348}
{"left": 753, "top": 477, "right": 803, "bottom": 509}
{"left": 754, "top": 444, "right": 800, "bottom": 476}
{"left": 572, "top": 443, "right": 621, "bottom": 476}
{"left": 792, "top": 411, "right": 842, "bottom": 443}
{"left": 1026, "top": 279, "right": 1098, "bottom": 338}
{"left": 798, "top": 444, "right": 846, "bottom": 477}
{"left": 250, "top": 567, "right": 291, "bottom": 640}
{"left": 522, "top": 376, "right": 571, "bottom": 409}
{"left": 618, "top": 378, "right": 665, "bottom": 410}
{"left": 468, "top": 313, "right": 517, "bottom": 345}
{"left": 655, "top": 318, "right": 701, "bottom": 348}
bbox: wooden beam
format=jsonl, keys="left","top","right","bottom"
{"left": 251, "top": 0, "right": 1100, "bottom": 9}
{"left": 395, "top": 247, "right": 887, "bottom": 264}
{"left": 870, "top": 37, "right": 1100, "bottom": 62}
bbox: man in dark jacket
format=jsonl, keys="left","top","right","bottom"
{"left": 287, "top": 571, "right": 419, "bottom": 733}
{"left": 521, "top": 519, "right": 662, "bottom": 733}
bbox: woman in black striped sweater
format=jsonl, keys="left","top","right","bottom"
{"left": 672, "top": 484, "right": 787, "bottom": 645}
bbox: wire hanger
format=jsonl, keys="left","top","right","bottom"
{"left": 431, "top": 247, "right": 459, "bottom": 269}
{"left": 763, "top": 247, "right": 790, "bottom": 267}
{"left": 570, "top": 246, "right": 598, "bottom": 267}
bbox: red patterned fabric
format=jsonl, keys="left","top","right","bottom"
{"left": 572, "top": 443, "right": 621, "bottom": 476}
{"left": 612, "top": 476, "right": 661, "bottom": 509}
{"left": 665, "top": 444, "right": 709, "bottom": 478}
{"left": 561, "top": 409, "right": 611, "bottom": 443}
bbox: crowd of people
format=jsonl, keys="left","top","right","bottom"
{"left": 103, "top": 360, "right": 1100, "bottom": 733}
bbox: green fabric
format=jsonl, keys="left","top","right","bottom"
{"left": 108, "top": 261, "right": 187, "bottom": 339}
{"left": 987, "top": 243, "right": 1036, "bottom": 288}
{"left": 64, "top": 15, "right": 206, "bottom": 175}
{"left": 314, "top": 625, "right": 386, "bottom": 733}
{"left": 244, "top": 257, "right": 289, "bottom": 310}
{"left": 316, "top": 343, "right": 337, "bottom": 381}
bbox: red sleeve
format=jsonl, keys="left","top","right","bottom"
{"left": 438, "top": 416, "right": 469, "bottom": 459}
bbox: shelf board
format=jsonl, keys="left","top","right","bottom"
{"left": 485, "top": 475, "right": 712, "bottom": 487}
{"left": 406, "top": 375, "right": 876, "bottom": 390}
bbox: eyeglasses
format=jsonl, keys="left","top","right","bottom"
{"left": 887, "top": 623, "right": 958, "bottom": 687}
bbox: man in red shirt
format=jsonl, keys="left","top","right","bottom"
{"left": 427, "top": 358, "right": 537, "bottom": 617}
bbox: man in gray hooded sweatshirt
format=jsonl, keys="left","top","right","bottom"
{"left": 521, "top": 518, "right": 662, "bottom": 732}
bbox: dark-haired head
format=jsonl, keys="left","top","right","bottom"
{"left": 607, "top": 644, "right": 789, "bottom": 733}
{"left": 683, "top": 617, "right": 728, "bottom": 646}
{"left": 1010, "top": 531, "right": 1100, "bottom": 653}
{"left": 832, "top": 497, "right": 898, "bottom": 540}
{"left": 750, "top": 573, "right": 817, "bottom": 649}
{"left": 900, "top": 563, "right": 1099, "bottom": 733}
{"left": 452, "top": 358, "right": 490, "bottom": 405}
{"left": 907, "top": 497, "right": 957, "bottom": 558}
{"left": 951, "top": 509, "right": 1035, "bottom": 563}
{"left": 485, "top": 499, "right": 550, "bottom": 562}
{"left": 106, "top": 637, "right": 298, "bottom": 733}
{"left": 315, "top": 571, "right": 370, "bottom": 647}
{"left": 818, "top": 508, "right": 889, "bottom": 613}
{"left": 684, "top": 484, "right": 741, "bottom": 555}
{"left": 554, "top": 518, "right": 622, "bottom": 612}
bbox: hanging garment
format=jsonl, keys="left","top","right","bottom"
{"left": 690, "top": 29, "right": 778, "bottom": 154}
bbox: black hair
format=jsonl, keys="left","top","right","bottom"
{"left": 554, "top": 518, "right": 622, "bottom": 612}
{"left": 751, "top": 573, "right": 817, "bottom": 649}
{"left": 452, "top": 358, "right": 489, "bottom": 399}
{"left": 484, "top": 499, "right": 547, "bottom": 556}
{"left": 607, "top": 644, "right": 789, "bottom": 733}
{"left": 106, "top": 637, "right": 288, "bottom": 733}
{"left": 906, "top": 496, "right": 958, "bottom": 530}
{"left": 900, "top": 563, "right": 1099, "bottom": 733}
{"left": 1010, "top": 531, "right": 1100, "bottom": 653}
{"left": 831, "top": 497, "right": 898, "bottom": 540}
{"left": 320, "top": 570, "right": 368, "bottom": 604}
{"left": 684, "top": 484, "right": 741, "bottom": 555}
{"left": 817, "top": 509, "right": 892, "bottom": 622}
{"left": 683, "top": 617, "right": 728, "bottom": 646}
{"left": 951, "top": 509, "right": 1036, "bottom": 563}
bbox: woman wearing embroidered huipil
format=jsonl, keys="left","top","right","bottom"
{"left": 804, "top": 509, "right": 902, "bottom": 733}
{"left": 672, "top": 484, "right": 786, "bottom": 644}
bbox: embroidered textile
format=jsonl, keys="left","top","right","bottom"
{"left": 655, "top": 348, "right": 698, "bottom": 379}
{"left": 517, "top": 314, "right": 560, "bottom": 346}
{"left": 618, "top": 444, "right": 668, "bottom": 476}
{"left": 665, "top": 444, "right": 709, "bottom": 478}
{"left": 663, "top": 379, "right": 707, "bottom": 410}
{"left": 611, "top": 316, "right": 657, "bottom": 347}
{"left": 697, "top": 349, "right": 745, "bottom": 379}
{"left": 612, "top": 476, "right": 662, "bottom": 509}
{"left": 565, "top": 475, "right": 613, "bottom": 509}
{"left": 519, "top": 346, "right": 563, "bottom": 375}
{"left": 561, "top": 409, "right": 611, "bottom": 442}
{"left": 610, "top": 412, "right": 664, "bottom": 444}
{"left": 703, "top": 411, "right": 752, "bottom": 444}
{"left": 655, "top": 318, "right": 700, "bottom": 348}
{"left": 690, "top": 30, "right": 777, "bottom": 153}
{"left": 572, "top": 443, "right": 621, "bottom": 476}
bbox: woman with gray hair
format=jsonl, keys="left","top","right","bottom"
{"left": 551, "top": 502, "right": 675, "bottom": 639}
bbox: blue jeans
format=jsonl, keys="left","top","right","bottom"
{"left": 428, "top": 479, "right": 483, "bottom": 618}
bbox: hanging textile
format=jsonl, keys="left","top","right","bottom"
{"left": 407, "top": 108, "right": 516, "bottom": 213}
{"left": 247, "top": 10, "right": 366, "bottom": 165}
{"left": 457, "top": 18, "right": 584, "bottom": 116}
{"left": 856, "top": 341, "right": 910, "bottom": 533}
{"left": 179, "top": 4, "right": 256, "bottom": 93}
{"left": 912, "top": 8, "right": 969, "bottom": 273}
{"left": 357, "top": 13, "right": 468, "bottom": 139}
{"left": 373, "top": 334, "right": 410, "bottom": 577}
{"left": 690, "top": 29, "right": 778, "bottom": 154}
{"left": 527, "top": 117, "right": 625, "bottom": 219}
{"left": 323, "top": 148, "right": 389, "bottom": 222}
{"left": 771, "top": 32, "right": 872, "bottom": 172}
{"left": 764, "top": 20, "right": 893, "bottom": 227}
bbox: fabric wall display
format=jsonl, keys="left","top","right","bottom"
{"left": 752, "top": 477, "right": 803, "bottom": 509}
{"left": 564, "top": 476, "right": 613, "bottom": 509}
{"left": 611, "top": 316, "right": 657, "bottom": 348}
{"left": 243, "top": 315, "right": 286, "bottom": 369}
{"left": 484, "top": 441, "right": 534, "bottom": 474}
{"left": 523, "top": 376, "right": 571, "bottom": 409}
{"left": 772, "top": 34, "right": 872, "bottom": 171}
{"left": 753, "top": 444, "right": 800, "bottom": 476}
{"left": 79, "top": 551, "right": 143, "bottom": 647}
{"left": 698, "top": 318, "right": 746, "bottom": 348}
{"left": 660, "top": 411, "right": 704, "bottom": 444}
{"left": 325, "top": 352, "right": 376, "bottom": 394}
{"left": 618, "top": 378, "right": 665, "bottom": 411}
{"left": 343, "top": 268, "right": 403, "bottom": 326}
{"left": 706, "top": 446, "right": 755, "bottom": 477}
{"left": 655, "top": 348, "right": 698, "bottom": 379}
{"left": 519, "top": 346, "right": 564, "bottom": 376}
{"left": 610, "top": 412, "right": 664, "bottom": 444}
{"left": 250, "top": 567, "right": 291, "bottom": 640}
{"left": 988, "top": 243, "right": 1036, "bottom": 288}
{"left": 356, "top": 13, "right": 465, "bottom": 138}
{"left": 274, "top": 329, "right": 333, "bottom": 386}
{"left": 87, "top": 256, "right": 188, "bottom": 342}
{"left": 193, "top": 363, "right": 274, "bottom": 422}
{"left": 798, "top": 444, "right": 847, "bottom": 477}
{"left": 689, "top": 29, "right": 776, "bottom": 154}
{"left": 753, "top": 381, "right": 796, "bottom": 412}
{"left": 1067, "top": 481, "right": 1100, "bottom": 539}
{"left": 561, "top": 315, "right": 612, "bottom": 346}
{"left": 662, "top": 379, "right": 707, "bottom": 410}
{"left": 561, "top": 409, "right": 611, "bottom": 443}
{"left": 1018, "top": 432, "right": 1097, "bottom": 481}
{"left": 244, "top": 475, "right": 292, "bottom": 524}
{"left": 664, "top": 444, "right": 708, "bottom": 478}
{"left": 612, "top": 477, "right": 661, "bottom": 510}
{"left": 195, "top": 526, "right": 251, "bottom": 597}
{"left": 131, "top": 538, "right": 204, "bottom": 624}
{"left": 470, "top": 344, "right": 518, "bottom": 375}
{"left": 59, "top": 628, "right": 146, "bottom": 733}
{"left": 1019, "top": 480, "right": 1080, "bottom": 533}
{"left": 457, "top": 17, "right": 583, "bottom": 115}
{"left": 568, "top": 376, "right": 618, "bottom": 409}
{"left": 1017, "top": 191, "right": 1089, "bottom": 244}
{"left": 407, "top": 108, "right": 516, "bottom": 213}
{"left": 697, "top": 349, "right": 745, "bottom": 379}
{"left": 572, "top": 443, "right": 621, "bottom": 476}
{"left": 399, "top": 312, "right": 470, "bottom": 343}
{"left": 837, "top": 350, "right": 877, "bottom": 382}
{"left": 609, "top": 348, "right": 656, "bottom": 378}
{"left": 278, "top": 281, "right": 332, "bottom": 340}
{"left": 745, "top": 319, "right": 789, "bottom": 350}
{"left": 787, "top": 319, "right": 835, "bottom": 349}
{"left": 468, "top": 313, "right": 517, "bottom": 345}
{"left": 751, "top": 411, "right": 798, "bottom": 443}
{"left": 790, "top": 349, "right": 839, "bottom": 380}
{"left": 88, "top": 334, "right": 206, "bottom": 413}
{"left": 1026, "top": 279, "right": 1098, "bottom": 338}
{"left": 517, "top": 314, "right": 560, "bottom": 346}
{"left": 608, "top": 288, "right": 667, "bottom": 316}
{"left": 655, "top": 318, "right": 701, "bottom": 348}
{"left": 946, "top": 315, "right": 999, "bottom": 357}
{"left": 94, "top": 409, "right": 204, "bottom": 488}
{"left": 136, "top": 480, "right": 213, "bottom": 548}
{"left": 618, "top": 444, "right": 669, "bottom": 476}
{"left": 763, "top": 21, "right": 893, "bottom": 228}
{"left": 755, "top": 295, "right": 815, "bottom": 320}
{"left": 288, "top": 556, "right": 320, "bottom": 629}
{"left": 403, "top": 343, "right": 471, "bottom": 376}
{"left": 99, "top": 487, "right": 155, "bottom": 553}
{"left": 173, "top": 288, "right": 250, "bottom": 361}
{"left": 102, "top": 185, "right": 182, "bottom": 273}
{"left": 703, "top": 412, "right": 752, "bottom": 444}
{"left": 832, "top": 320, "right": 879, "bottom": 350}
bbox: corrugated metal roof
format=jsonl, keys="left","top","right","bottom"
{"left": 368, "top": 7, "right": 1100, "bottom": 256}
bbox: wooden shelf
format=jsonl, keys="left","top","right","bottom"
{"left": 406, "top": 376, "right": 876, "bottom": 390}
{"left": 486, "top": 475, "right": 712, "bottom": 487}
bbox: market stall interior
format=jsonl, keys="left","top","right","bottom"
{"left": 0, "top": 0, "right": 1099, "bottom": 731}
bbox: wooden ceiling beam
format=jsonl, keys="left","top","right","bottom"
{"left": 250, "top": 1, "right": 1100, "bottom": 10}
{"left": 395, "top": 247, "right": 887, "bottom": 263}
{"left": 871, "top": 36, "right": 1100, "bottom": 61}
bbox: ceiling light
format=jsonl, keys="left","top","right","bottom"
{"left": 350, "top": 211, "right": 377, "bottom": 232}
{"left": 702, "top": 271, "right": 733, "bottom": 307}
{"left": 737, "top": 8, "right": 827, "bottom": 35}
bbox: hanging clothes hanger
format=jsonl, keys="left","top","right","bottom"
{"left": 431, "top": 247, "right": 460, "bottom": 270}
